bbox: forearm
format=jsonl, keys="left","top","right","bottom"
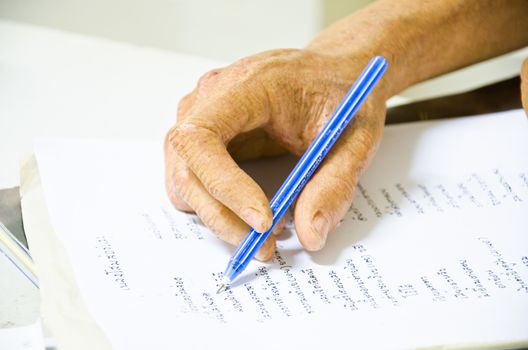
{"left": 307, "top": 0, "right": 528, "bottom": 97}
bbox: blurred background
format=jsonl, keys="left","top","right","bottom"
{"left": 0, "top": 0, "right": 373, "bottom": 62}
{"left": 1, "top": 0, "right": 525, "bottom": 103}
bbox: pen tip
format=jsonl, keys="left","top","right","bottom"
{"left": 216, "top": 284, "right": 227, "bottom": 294}
{"left": 216, "top": 276, "right": 231, "bottom": 294}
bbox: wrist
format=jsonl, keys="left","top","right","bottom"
{"left": 301, "top": 46, "right": 394, "bottom": 103}
{"left": 306, "top": 0, "right": 528, "bottom": 100}
{"left": 305, "top": 21, "right": 411, "bottom": 100}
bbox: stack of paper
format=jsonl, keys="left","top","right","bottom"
{"left": 25, "top": 110, "right": 528, "bottom": 349}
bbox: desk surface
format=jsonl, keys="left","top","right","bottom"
{"left": 0, "top": 19, "right": 222, "bottom": 189}
{"left": 0, "top": 19, "right": 221, "bottom": 337}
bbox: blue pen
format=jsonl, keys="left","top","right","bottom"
{"left": 217, "top": 56, "right": 388, "bottom": 293}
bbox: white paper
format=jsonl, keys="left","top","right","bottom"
{"left": 0, "top": 322, "right": 45, "bottom": 350}
{"left": 34, "top": 110, "right": 528, "bottom": 349}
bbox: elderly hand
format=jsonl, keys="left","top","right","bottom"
{"left": 165, "top": 0, "right": 528, "bottom": 261}
{"left": 164, "top": 49, "right": 388, "bottom": 260}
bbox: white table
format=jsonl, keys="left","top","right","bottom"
{"left": 0, "top": 19, "right": 224, "bottom": 189}
{"left": 0, "top": 19, "right": 222, "bottom": 347}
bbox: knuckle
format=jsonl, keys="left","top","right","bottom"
{"left": 164, "top": 127, "right": 177, "bottom": 152}
{"left": 207, "top": 176, "right": 229, "bottom": 199}
{"left": 168, "top": 123, "right": 201, "bottom": 155}
{"left": 167, "top": 126, "right": 182, "bottom": 150}
{"left": 177, "top": 92, "right": 195, "bottom": 117}
{"left": 172, "top": 166, "right": 193, "bottom": 190}
{"left": 197, "top": 68, "right": 223, "bottom": 90}
{"left": 165, "top": 179, "right": 193, "bottom": 212}
{"left": 170, "top": 192, "right": 191, "bottom": 212}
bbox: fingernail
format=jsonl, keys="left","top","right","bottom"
{"left": 313, "top": 213, "right": 329, "bottom": 247}
{"left": 243, "top": 207, "right": 268, "bottom": 233}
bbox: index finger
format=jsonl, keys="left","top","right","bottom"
{"left": 168, "top": 91, "right": 273, "bottom": 233}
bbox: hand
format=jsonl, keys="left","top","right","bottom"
{"left": 164, "top": 49, "right": 388, "bottom": 260}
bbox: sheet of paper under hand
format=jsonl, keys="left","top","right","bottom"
{"left": 33, "top": 110, "right": 528, "bottom": 350}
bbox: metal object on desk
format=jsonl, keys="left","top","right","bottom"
{"left": 0, "top": 222, "right": 39, "bottom": 289}
{"left": 0, "top": 187, "right": 39, "bottom": 289}
{"left": 0, "top": 187, "right": 27, "bottom": 248}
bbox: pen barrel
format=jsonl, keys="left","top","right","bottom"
{"left": 224, "top": 56, "right": 388, "bottom": 284}
{"left": 223, "top": 228, "right": 265, "bottom": 281}
{"left": 268, "top": 56, "right": 388, "bottom": 219}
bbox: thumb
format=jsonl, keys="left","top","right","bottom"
{"left": 293, "top": 115, "right": 383, "bottom": 251}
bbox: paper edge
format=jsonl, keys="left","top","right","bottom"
{"left": 19, "top": 154, "right": 113, "bottom": 350}
{"left": 21, "top": 122, "right": 528, "bottom": 350}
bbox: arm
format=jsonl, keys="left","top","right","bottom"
{"left": 165, "top": 0, "right": 528, "bottom": 259}
{"left": 308, "top": 0, "right": 528, "bottom": 97}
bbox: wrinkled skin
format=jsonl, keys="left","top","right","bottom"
{"left": 165, "top": 50, "right": 386, "bottom": 260}
{"left": 165, "top": 0, "right": 528, "bottom": 260}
